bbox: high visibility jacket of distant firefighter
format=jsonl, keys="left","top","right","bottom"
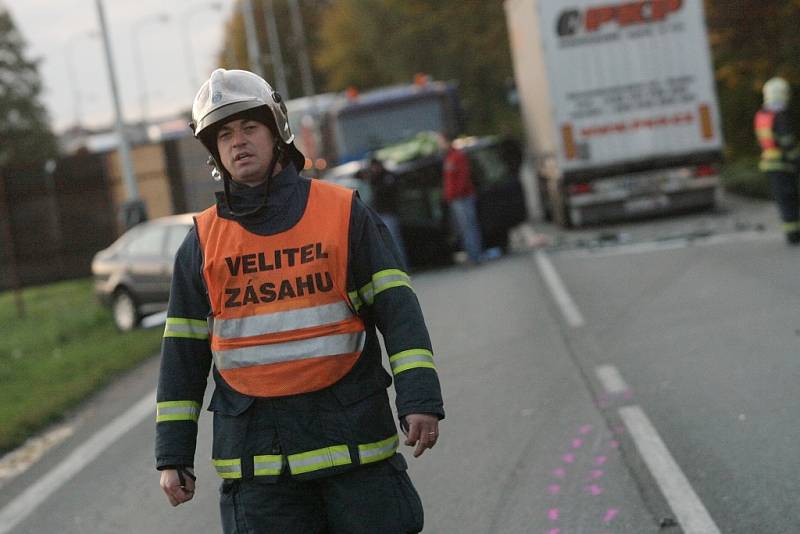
{"left": 755, "top": 109, "right": 800, "bottom": 173}
{"left": 194, "top": 180, "right": 366, "bottom": 398}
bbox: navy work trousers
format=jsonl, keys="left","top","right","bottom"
{"left": 767, "top": 170, "right": 800, "bottom": 243}
{"left": 219, "top": 454, "right": 424, "bottom": 534}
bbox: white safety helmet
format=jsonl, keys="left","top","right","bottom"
{"left": 763, "top": 77, "right": 790, "bottom": 107}
{"left": 190, "top": 68, "right": 305, "bottom": 173}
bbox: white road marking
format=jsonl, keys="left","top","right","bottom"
{"left": 0, "top": 390, "right": 156, "bottom": 534}
{"left": 0, "top": 424, "right": 75, "bottom": 489}
{"left": 534, "top": 250, "right": 585, "bottom": 328}
{"left": 557, "top": 230, "right": 776, "bottom": 260}
{"left": 595, "top": 365, "right": 630, "bottom": 395}
{"left": 619, "top": 405, "right": 721, "bottom": 534}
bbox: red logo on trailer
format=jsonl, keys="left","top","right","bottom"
{"left": 557, "top": 0, "right": 683, "bottom": 36}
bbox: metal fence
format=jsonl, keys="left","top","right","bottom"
{"left": 0, "top": 153, "right": 117, "bottom": 291}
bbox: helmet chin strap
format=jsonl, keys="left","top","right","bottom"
{"left": 222, "top": 143, "right": 284, "bottom": 218}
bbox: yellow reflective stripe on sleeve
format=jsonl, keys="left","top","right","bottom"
{"left": 287, "top": 445, "right": 351, "bottom": 475}
{"left": 156, "top": 400, "right": 201, "bottom": 422}
{"left": 372, "top": 269, "right": 413, "bottom": 297}
{"left": 353, "top": 269, "right": 413, "bottom": 308}
{"left": 253, "top": 455, "right": 283, "bottom": 476}
{"left": 348, "top": 290, "right": 364, "bottom": 312}
{"left": 164, "top": 317, "right": 209, "bottom": 340}
{"left": 782, "top": 221, "right": 800, "bottom": 232}
{"left": 358, "top": 434, "right": 399, "bottom": 465}
{"left": 389, "top": 348, "right": 436, "bottom": 375}
{"left": 213, "top": 458, "right": 242, "bottom": 479}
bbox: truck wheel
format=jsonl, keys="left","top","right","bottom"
{"left": 538, "top": 176, "right": 553, "bottom": 222}
{"left": 112, "top": 289, "right": 140, "bottom": 332}
{"left": 549, "top": 183, "right": 572, "bottom": 228}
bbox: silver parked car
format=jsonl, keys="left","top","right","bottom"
{"left": 91, "top": 213, "right": 195, "bottom": 331}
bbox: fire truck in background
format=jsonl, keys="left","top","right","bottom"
{"left": 504, "top": 0, "right": 724, "bottom": 227}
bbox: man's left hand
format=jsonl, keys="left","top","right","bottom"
{"left": 403, "top": 413, "right": 440, "bottom": 458}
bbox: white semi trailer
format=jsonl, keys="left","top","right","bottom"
{"left": 504, "top": 0, "right": 724, "bottom": 226}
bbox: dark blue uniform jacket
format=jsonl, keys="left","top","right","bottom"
{"left": 155, "top": 165, "right": 444, "bottom": 481}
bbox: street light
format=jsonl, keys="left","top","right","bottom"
{"left": 95, "top": 0, "right": 142, "bottom": 227}
{"left": 64, "top": 30, "right": 99, "bottom": 128}
{"left": 181, "top": 2, "right": 223, "bottom": 94}
{"left": 131, "top": 12, "right": 170, "bottom": 125}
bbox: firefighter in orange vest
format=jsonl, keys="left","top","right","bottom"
{"left": 155, "top": 69, "right": 443, "bottom": 533}
{"left": 755, "top": 77, "right": 800, "bottom": 245}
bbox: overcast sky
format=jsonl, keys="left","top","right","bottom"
{"left": 4, "top": 0, "right": 234, "bottom": 133}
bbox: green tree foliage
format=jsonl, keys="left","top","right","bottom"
{"left": 218, "top": 0, "right": 331, "bottom": 101}
{"left": 705, "top": 0, "right": 800, "bottom": 158}
{"left": 315, "top": 0, "right": 519, "bottom": 136}
{"left": 218, "top": 1, "right": 800, "bottom": 156}
{"left": 219, "top": 1, "right": 519, "bottom": 137}
{"left": 0, "top": 9, "right": 56, "bottom": 176}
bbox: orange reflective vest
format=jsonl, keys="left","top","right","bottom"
{"left": 195, "top": 180, "right": 365, "bottom": 397}
{"left": 755, "top": 109, "right": 795, "bottom": 172}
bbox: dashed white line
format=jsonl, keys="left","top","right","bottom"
{"left": 534, "top": 250, "right": 585, "bottom": 328}
{"left": 619, "top": 405, "right": 721, "bottom": 534}
{"left": 595, "top": 364, "right": 630, "bottom": 395}
{"left": 0, "top": 390, "right": 156, "bottom": 534}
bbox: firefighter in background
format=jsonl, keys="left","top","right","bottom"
{"left": 755, "top": 77, "right": 800, "bottom": 245}
{"left": 155, "top": 69, "right": 443, "bottom": 533}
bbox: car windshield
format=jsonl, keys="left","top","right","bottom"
{"left": 165, "top": 224, "right": 192, "bottom": 259}
{"left": 123, "top": 225, "right": 166, "bottom": 257}
{"left": 335, "top": 98, "right": 446, "bottom": 162}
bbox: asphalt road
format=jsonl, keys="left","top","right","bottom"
{"left": 545, "top": 224, "right": 800, "bottom": 531}
{"left": 0, "top": 193, "right": 793, "bottom": 533}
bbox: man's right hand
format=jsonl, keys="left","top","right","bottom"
{"left": 160, "top": 468, "right": 196, "bottom": 507}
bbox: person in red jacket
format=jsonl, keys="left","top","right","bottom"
{"left": 440, "top": 134, "right": 484, "bottom": 264}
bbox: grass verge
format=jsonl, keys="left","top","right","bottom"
{"left": 0, "top": 278, "right": 163, "bottom": 454}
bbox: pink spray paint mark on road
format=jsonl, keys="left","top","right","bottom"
{"left": 572, "top": 438, "right": 583, "bottom": 449}
{"left": 585, "top": 484, "right": 604, "bottom": 496}
{"left": 588, "top": 469, "right": 604, "bottom": 480}
{"left": 604, "top": 508, "right": 619, "bottom": 523}
{"left": 579, "top": 424, "right": 593, "bottom": 435}
{"left": 594, "top": 455, "right": 607, "bottom": 466}
{"left": 613, "top": 425, "right": 626, "bottom": 435}
{"left": 623, "top": 389, "right": 634, "bottom": 400}
{"left": 548, "top": 508, "right": 560, "bottom": 521}
{"left": 552, "top": 467, "right": 566, "bottom": 479}
{"left": 562, "top": 453, "right": 575, "bottom": 464}
{"left": 548, "top": 484, "right": 561, "bottom": 495}
{"left": 609, "top": 440, "right": 620, "bottom": 449}
{"left": 547, "top": 529, "right": 561, "bottom": 534}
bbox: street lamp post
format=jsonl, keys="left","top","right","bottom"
{"left": 94, "top": 0, "right": 142, "bottom": 227}
{"left": 241, "top": 0, "right": 263, "bottom": 77}
{"left": 65, "top": 30, "right": 98, "bottom": 128}
{"left": 263, "top": 0, "right": 289, "bottom": 98}
{"left": 288, "top": 0, "right": 315, "bottom": 98}
{"left": 131, "top": 12, "right": 170, "bottom": 125}
{"left": 181, "top": 2, "right": 223, "bottom": 94}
